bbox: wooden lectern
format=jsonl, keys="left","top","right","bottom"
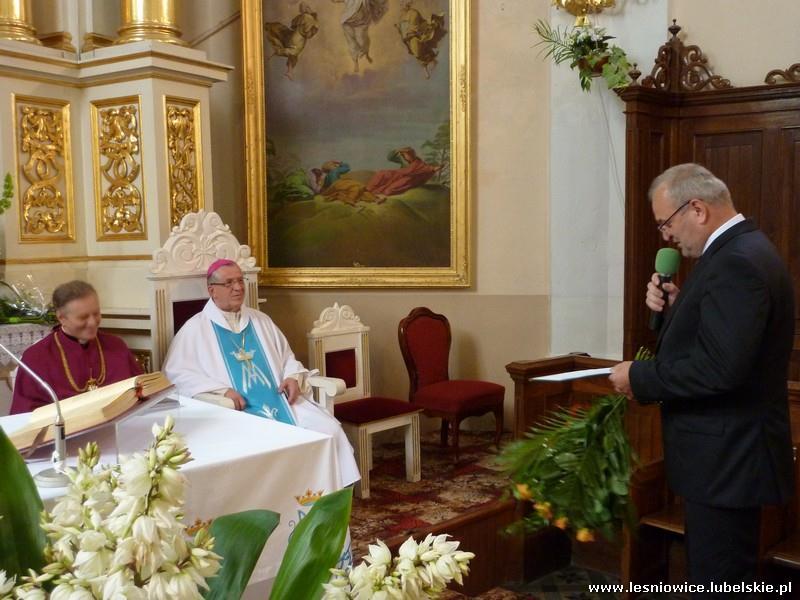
{"left": 506, "top": 354, "right": 665, "bottom": 587}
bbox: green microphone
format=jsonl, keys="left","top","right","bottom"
{"left": 649, "top": 247, "right": 681, "bottom": 331}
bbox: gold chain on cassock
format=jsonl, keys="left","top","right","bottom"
{"left": 54, "top": 329, "right": 107, "bottom": 392}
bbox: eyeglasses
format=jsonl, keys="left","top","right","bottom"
{"left": 209, "top": 278, "right": 245, "bottom": 289}
{"left": 657, "top": 200, "right": 692, "bottom": 232}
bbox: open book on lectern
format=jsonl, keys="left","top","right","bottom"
{"left": 9, "top": 372, "right": 173, "bottom": 451}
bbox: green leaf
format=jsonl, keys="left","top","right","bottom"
{"left": 204, "top": 509, "right": 279, "bottom": 600}
{"left": 270, "top": 488, "right": 352, "bottom": 600}
{"left": 532, "top": 20, "right": 576, "bottom": 65}
{"left": 610, "top": 478, "right": 629, "bottom": 497}
{"left": 553, "top": 452, "right": 577, "bottom": 468}
{"left": 0, "top": 426, "right": 46, "bottom": 577}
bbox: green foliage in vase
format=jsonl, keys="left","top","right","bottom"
{"left": 533, "top": 20, "right": 631, "bottom": 92}
{"left": 499, "top": 347, "right": 653, "bottom": 541}
{"left": 0, "top": 173, "right": 12, "bottom": 216}
{"left": 0, "top": 280, "right": 56, "bottom": 325}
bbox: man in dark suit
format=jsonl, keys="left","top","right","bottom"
{"left": 609, "top": 163, "right": 795, "bottom": 595}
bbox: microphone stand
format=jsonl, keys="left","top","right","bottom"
{"left": 0, "top": 341, "right": 70, "bottom": 487}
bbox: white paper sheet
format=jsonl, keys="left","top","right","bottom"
{"left": 529, "top": 367, "right": 612, "bottom": 382}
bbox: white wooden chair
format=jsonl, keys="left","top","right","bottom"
{"left": 308, "top": 303, "right": 422, "bottom": 499}
{"left": 148, "top": 210, "right": 344, "bottom": 408}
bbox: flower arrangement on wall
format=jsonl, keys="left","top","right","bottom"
{"left": 534, "top": 20, "right": 631, "bottom": 92}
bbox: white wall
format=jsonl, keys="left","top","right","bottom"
{"left": 549, "top": 1, "right": 667, "bottom": 359}
{"left": 669, "top": 0, "right": 800, "bottom": 87}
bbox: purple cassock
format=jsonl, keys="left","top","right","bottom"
{"left": 10, "top": 328, "right": 142, "bottom": 414}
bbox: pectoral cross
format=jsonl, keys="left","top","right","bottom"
{"left": 233, "top": 347, "right": 255, "bottom": 366}
{"left": 86, "top": 370, "right": 97, "bottom": 391}
{"left": 230, "top": 340, "right": 270, "bottom": 393}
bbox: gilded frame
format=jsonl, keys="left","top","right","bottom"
{"left": 163, "top": 95, "right": 205, "bottom": 227}
{"left": 241, "top": 0, "right": 471, "bottom": 287}
{"left": 90, "top": 95, "right": 148, "bottom": 241}
{"left": 13, "top": 95, "right": 76, "bottom": 243}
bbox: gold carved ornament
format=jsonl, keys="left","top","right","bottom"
{"left": 97, "top": 105, "right": 145, "bottom": 237}
{"left": 17, "top": 104, "right": 72, "bottom": 238}
{"left": 166, "top": 104, "right": 200, "bottom": 226}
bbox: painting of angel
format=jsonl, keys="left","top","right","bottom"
{"left": 249, "top": 0, "right": 468, "bottom": 285}
{"left": 264, "top": 2, "right": 320, "bottom": 80}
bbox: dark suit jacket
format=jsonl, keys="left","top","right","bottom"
{"left": 630, "top": 219, "right": 795, "bottom": 507}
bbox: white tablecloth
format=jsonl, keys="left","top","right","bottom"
{"left": 0, "top": 396, "right": 345, "bottom": 585}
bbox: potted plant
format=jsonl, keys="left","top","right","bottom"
{"left": 533, "top": 20, "right": 630, "bottom": 92}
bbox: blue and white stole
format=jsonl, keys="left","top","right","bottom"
{"left": 211, "top": 320, "right": 296, "bottom": 425}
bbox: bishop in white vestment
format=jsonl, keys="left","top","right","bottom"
{"left": 163, "top": 260, "right": 360, "bottom": 487}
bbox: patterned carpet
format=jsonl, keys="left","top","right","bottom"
{"left": 349, "top": 431, "right": 622, "bottom": 599}
{"left": 350, "top": 429, "right": 510, "bottom": 561}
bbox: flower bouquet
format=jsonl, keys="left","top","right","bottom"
{"left": 0, "top": 413, "right": 472, "bottom": 599}
{"left": 324, "top": 534, "right": 474, "bottom": 600}
{"left": 0, "top": 416, "right": 353, "bottom": 599}
{"left": 533, "top": 20, "right": 630, "bottom": 92}
{"left": 499, "top": 348, "right": 653, "bottom": 541}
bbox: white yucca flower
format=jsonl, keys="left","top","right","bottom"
{"left": 13, "top": 588, "right": 47, "bottom": 600}
{"left": 323, "top": 534, "right": 473, "bottom": 599}
{"left": 0, "top": 570, "right": 15, "bottom": 597}
{"left": 49, "top": 581, "right": 94, "bottom": 600}
{"left": 5, "top": 418, "right": 221, "bottom": 599}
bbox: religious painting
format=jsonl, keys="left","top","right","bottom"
{"left": 242, "top": 0, "right": 470, "bottom": 286}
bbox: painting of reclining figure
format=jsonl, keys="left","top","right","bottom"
{"left": 262, "top": 0, "right": 462, "bottom": 276}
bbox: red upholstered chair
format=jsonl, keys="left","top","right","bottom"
{"left": 308, "top": 303, "right": 422, "bottom": 499}
{"left": 398, "top": 307, "right": 504, "bottom": 460}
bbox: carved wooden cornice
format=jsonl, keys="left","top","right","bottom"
{"left": 765, "top": 64, "right": 800, "bottom": 85}
{"left": 627, "top": 21, "right": 732, "bottom": 92}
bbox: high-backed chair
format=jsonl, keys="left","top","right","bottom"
{"left": 148, "top": 210, "right": 260, "bottom": 371}
{"left": 398, "top": 306, "right": 504, "bottom": 460}
{"left": 308, "top": 303, "right": 422, "bottom": 499}
{"left": 148, "top": 210, "right": 344, "bottom": 408}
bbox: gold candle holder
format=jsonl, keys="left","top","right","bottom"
{"left": 552, "top": 0, "right": 616, "bottom": 27}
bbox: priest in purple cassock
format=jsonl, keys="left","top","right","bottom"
{"left": 10, "top": 281, "right": 142, "bottom": 414}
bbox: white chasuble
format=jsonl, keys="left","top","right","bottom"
{"left": 164, "top": 299, "right": 360, "bottom": 487}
